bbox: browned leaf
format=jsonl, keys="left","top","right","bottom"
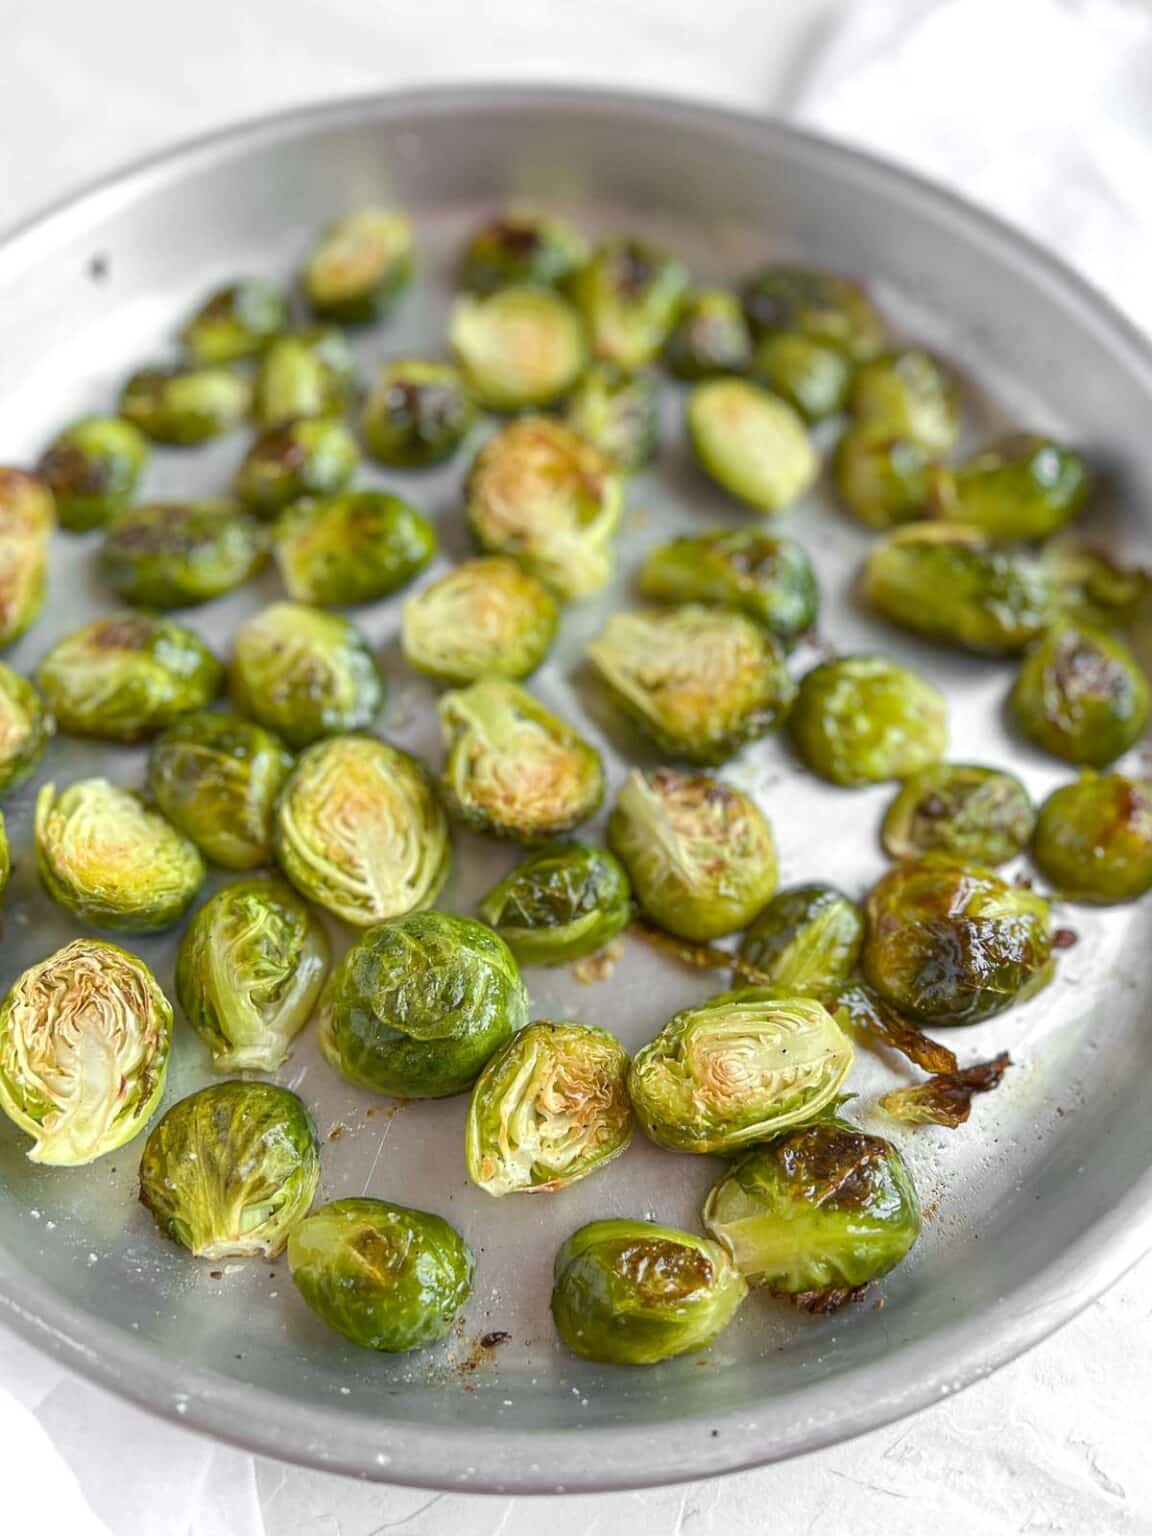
{"left": 832, "top": 983, "right": 957, "bottom": 1075}
{"left": 880, "top": 1052, "right": 1012, "bottom": 1129}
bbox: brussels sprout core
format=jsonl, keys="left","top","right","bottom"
{"left": 402, "top": 557, "right": 558, "bottom": 684}
{"left": 478, "top": 843, "right": 632, "bottom": 964}
{"left": 304, "top": 209, "right": 414, "bottom": 323}
{"left": 452, "top": 287, "right": 586, "bottom": 411}
{"left": 273, "top": 491, "right": 436, "bottom": 608}
{"left": 37, "top": 416, "right": 150, "bottom": 532}
{"left": 1031, "top": 772, "right": 1152, "bottom": 904}
{"left": 882, "top": 764, "right": 1035, "bottom": 865}
{"left": 637, "top": 528, "right": 819, "bottom": 643}
{"left": 0, "top": 663, "right": 51, "bottom": 793}
{"left": 790, "top": 655, "right": 948, "bottom": 787}
{"left": 688, "top": 379, "right": 817, "bottom": 512}
{"left": 0, "top": 468, "right": 54, "bottom": 646}
{"left": 100, "top": 499, "right": 267, "bottom": 609}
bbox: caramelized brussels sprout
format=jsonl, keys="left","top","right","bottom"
{"left": 478, "top": 843, "right": 631, "bottom": 964}
{"left": 0, "top": 939, "right": 171, "bottom": 1165}
{"left": 738, "top": 883, "right": 864, "bottom": 997}
{"left": 288, "top": 1198, "right": 473, "bottom": 1352}
{"left": 570, "top": 238, "right": 689, "bottom": 372}
{"left": 459, "top": 210, "right": 587, "bottom": 294}
{"left": 120, "top": 364, "right": 250, "bottom": 444}
{"left": 790, "top": 656, "right": 947, "bottom": 787}
{"left": 882, "top": 763, "right": 1034, "bottom": 865}
{"left": 862, "top": 855, "right": 1053, "bottom": 1023}
{"left": 687, "top": 379, "right": 816, "bottom": 512}
{"left": 848, "top": 349, "right": 959, "bottom": 453}
{"left": 181, "top": 279, "right": 288, "bottom": 363}
{"left": 361, "top": 359, "right": 475, "bottom": 468}
{"left": 0, "top": 469, "right": 53, "bottom": 646}
{"left": 304, "top": 208, "right": 413, "bottom": 323}
{"left": 439, "top": 678, "right": 604, "bottom": 841}
{"left": 564, "top": 365, "right": 659, "bottom": 473}
{"left": 253, "top": 329, "right": 357, "bottom": 427}
{"left": 751, "top": 333, "right": 853, "bottom": 423}
{"left": 588, "top": 606, "right": 794, "bottom": 765}
{"left": 665, "top": 289, "right": 752, "bottom": 380}
{"left": 1031, "top": 772, "right": 1152, "bottom": 904}
{"left": 1010, "top": 621, "right": 1148, "bottom": 766}
{"left": 741, "top": 266, "right": 885, "bottom": 360}
{"left": 832, "top": 427, "right": 953, "bottom": 530}
{"left": 0, "top": 664, "right": 51, "bottom": 793}
{"left": 139, "top": 1082, "right": 319, "bottom": 1257}
{"left": 637, "top": 528, "right": 818, "bottom": 644}
{"left": 275, "top": 736, "right": 448, "bottom": 925}
{"left": 607, "top": 768, "right": 776, "bottom": 941}
{"left": 273, "top": 490, "right": 436, "bottom": 607}
{"left": 37, "top": 416, "right": 150, "bottom": 532}
{"left": 101, "top": 499, "right": 267, "bottom": 609}
{"left": 234, "top": 417, "right": 359, "bottom": 518}
{"left": 401, "top": 556, "right": 557, "bottom": 684}
{"left": 551, "top": 1218, "right": 746, "bottom": 1365}
{"left": 451, "top": 287, "right": 586, "bottom": 411}
{"left": 951, "top": 434, "right": 1090, "bottom": 540}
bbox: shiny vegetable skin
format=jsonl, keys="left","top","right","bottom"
{"left": 1010, "top": 622, "right": 1149, "bottom": 767}
{"left": 451, "top": 287, "right": 587, "bottom": 411}
{"left": 304, "top": 209, "right": 413, "bottom": 324}
{"left": 1031, "top": 772, "right": 1152, "bottom": 904}
{"left": 637, "top": 528, "right": 819, "bottom": 644}
{"left": 37, "top": 416, "right": 150, "bottom": 532}
{"left": 0, "top": 469, "right": 54, "bottom": 646}
{"left": 848, "top": 349, "right": 959, "bottom": 453}
{"left": 882, "top": 764, "right": 1034, "bottom": 865}
{"left": 100, "top": 499, "right": 267, "bottom": 609}
{"left": 459, "top": 210, "right": 587, "bottom": 294}
{"left": 181, "top": 279, "right": 288, "bottom": 363}
{"left": 234, "top": 417, "right": 359, "bottom": 518}
{"left": 570, "top": 238, "right": 690, "bottom": 372}
{"left": 951, "top": 434, "right": 1091, "bottom": 540}
{"left": 273, "top": 491, "right": 436, "bottom": 607}
{"left": 751, "top": 332, "right": 852, "bottom": 423}
{"left": 288, "top": 1198, "right": 473, "bottom": 1352}
{"left": 361, "top": 359, "right": 475, "bottom": 468}
{"left": 790, "top": 656, "right": 948, "bottom": 787}
{"left": 401, "top": 557, "right": 558, "bottom": 684}
{"left": 738, "top": 883, "right": 864, "bottom": 997}
{"left": 564, "top": 365, "right": 659, "bottom": 473}
{"left": 832, "top": 427, "right": 953, "bottom": 530}
{"left": 253, "top": 329, "right": 357, "bottom": 427}
{"left": 0, "top": 664, "right": 51, "bottom": 794}
{"left": 319, "top": 912, "right": 526, "bottom": 1097}
{"left": 477, "top": 843, "right": 631, "bottom": 964}
{"left": 665, "top": 289, "right": 752, "bottom": 380}
{"left": 741, "top": 266, "right": 885, "bottom": 359}
{"left": 120, "top": 364, "right": 250, "bottom": 445}
{"left": 688, "top": 379, "right": 817, "bottom": 512}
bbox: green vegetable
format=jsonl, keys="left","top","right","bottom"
{"left": 848, "top": 349, "right": 959, "bottom": 453}
{"left": 234, "top": 417, "right": 359, "bottom": 518}
{"left": 1010, "top": 621, "right": 1148, "bottom": 766}
{"left": 37, "top": 416, "right": 150, "bottom": 532}
{"left": 564, "top": 365, "right": 659, "bottom": 473}
{"left": 882, "top": 763, "right": 1035, "bottom": 865}
{"left": 0, "top": 469, "right": 54, "bottom": 645}
{"left": 738, "top": 883, "right": 864, "bottom": 997}
{"left": 459, "top": 210, "right": 587, "bottom": 294}
{"left": 664, "top": 289, "right": 752, "bottom": 380}
{"left": 950, "top": 434, "right": 1090, "bottom": 539}
{"left": 741, "top": 266, "right": 885, "bottom": 359}
{"left": 751, "top": 332, "right": 852, "bottom": 422}
{"left": 181, "top": 279, "right": 288, "bottom": 363}
{"left": 361, "top": 359, "right": 475, "bottom": 468}
{"left": 100, "top": 499, "right": 267, "bottom": 609}
{"left": 477, "top": 843, "right": 631, "bottom": 964}
{"left": 790, "top": 655, "right": 948, "bottom": 787}
{"left": 832, "top": 427, "right": 953, "bottom": 529}
{"left": 304, "top": 209, "right": 414, "bottom": 324}
{"left": 637, "top": 528, "right": 819, "bottom": 644}
{"left": 253, "top": 329, "right": 357, "bottom": 427}
{"left": 1031, "top": 772, "right": 1152, "bottom": 904}
{"left": 452, "top": 287, "right": 587, "bottom": 411}
{"left": 0, "top": 663, "right": 51, "bottom": 793}
{"left": 688, "top": 378, "right": 816, "bottom": 512}
{"left": 273, "top": 490, "right": 436, "bottom": 607}
{"left": 401, "top": 556, "right": 558, "bottom": 684}
{"left": 120, "top": 364, "right": 250, "bottom": 444}
{"left": 570, "top": 238, "right": 690, "bottom": 371}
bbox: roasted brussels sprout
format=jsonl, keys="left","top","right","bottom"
{"left": 319, "top": 911, "right": 525, "bottom": 1096}
{"left": 139, "top": 1082, "right": 319, "bottom": 1257}
{"left": 637, "top": 529, "right": 818, "bottom": 644}
{"left": 563, "top": 365, "right": 659, "bottom": 473}
{"left": 751, "top": 332, "right": 853, "bottom": 423}
{"left": 951, "top": 434, "right": 1091, "bottom": 540}
{"left": 0, "top": 469, "right": 53, "bottom": 646}
{"left": 738, "top": 883, "right": 864, "bottom": 997}
{"left": 459, "top": 210, "right": 587, "bottom": 294}
{"left": 288, "top": 1198, "right": 473, "bottom": 1352}
{"left": 1031, "top": 772, "right": 1152, "bottom": 904}
{"left": 273, "top": 490, "right": 436, "bottom": 607}
{"left": 120, "top": 364, "right": 250, "bottom": 445}
{"left": 848, "top": 349, "right": 959, "bottom": 453}
{"left": 687, "top": 379, "right": 816, "bottom": 512}
{"left": 361, "top": 359, "right": 475, "bottom": 468}
{"left": 790, "top": 655, "right": 948, "bottom": 787}
{"left": 551, "top": 1219, "right": 746, "bottom": 1365}
{"left": 234, "top": 417, "right": 359, "bottom": 518}
{"left": 451, "top": 287, "right": 586, "bottom": 411}
{"left": 401, "top": 556, "right": 558, "bottom": 684}
{"left": 702, "top": 1119, "right": 920, "bottom": 1307}
{"left": 607, "top": 768, "right": 776, "bottom": 941}
{"left": 148, "top": 712, "right": 291, "bottom": 868}
{"left": 275, "top": 736, "right": 449, "bottom": 925}
{"left": 177, "top": 878, "right": 330, "bottom": 1072}
{"left": 37, "top": 416, "right": 150, "bottom": 532}
{"left": 0, "top": 664, "right": 51, "bottom": 793}
{"left": 629, "top": 990, "right": 855, "bottom": 1154}
{"left": 863, "top": 855, "right": 1053, "bottom": 1023}
{"left": 832, "top": 427, "right": 953, "bottom": 530}
{"left": 664, "top": 288, "right": 752, "bottom": 380}
{"left": 588, "top": 606, "right": 794, "bottom": 765}
{"left": 467, "top": 1021, "right": 632, "bottom": 1194}
{"left": 230, "top": 601, "right": 383, "bottom": 748}
{"left": 253, "top": 329, "right": 357, "bottom": 428}
{"left": 1010, "top": 621, "right": 1148, "bottom": 767}
{"left": 100, "top": 499, "right": 267, "bottom": 609}
{"left": 467, "top": 417, "right": 623, "bottom": 600}
{"left": 570, "top": 238, "right": 690, "bottom": 372}
{"left": 478, "top": 843, "right": 631, "bottom": 964}
{"left": 741, "top": 266, "right": 885, "bottom": 360}
{"left": 304, "top": 208, "right": 413, "bottom": 324}
{"left": 438, "top": 678, "right": 604, "bottom": 841}
{"left": 882, "top": 763, "right": 1034, "bottom": 865}
{"left": 36, "top": 615, "right": 221, "bottom": 743}
{"left": 181, "top": 279, "right": 288, "bottom": 363}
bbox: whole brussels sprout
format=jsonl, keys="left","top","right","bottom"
{"left": 951, "top": 434, "right": 1090, "bottom": 540}
{"left": 848, "top": 349, "right": 959, "bottom": 453}
{"left": 1031, "top": 772, "right": 1152, "bottom": 904}
{"left": 664, "top": 289, "right": 752, "bottom": 380}
{"left": 361, "top": 359, "right": 475, "bottom": 468}
{"left": 1010, "top": 621, "right": 1148, "bottom": 767}
{"left": 139, "top": 1082, "right": 319, "bottom": 1258}
{"left": 319, "top": 911, "right": 525, "bottom": 1096}
{"left": 751, "top": 332, "right": 853, "bottom": 423}
{"left": 738, "top": 883, "right": 864, "bottom": 997}
{"left": 451, "top": 287, "right": 587, "bottom": 411}
{"left": 0, "top": 468, "right": 54, "bottom": 646}
{"left": 564, "top": 365, "right": 659, "bottom": 474}
{"left": 253, "top": 329, "right": 357, "bottom": 428}
{"left": 36, "top": 615, "right": 221, "bottom": 743}
{"left": 100, "top": 499, "right": 267, "bottom": 609}
{"left": 588, "top": 606, "right": 794, "bottom": 765}
{"left": 688, "top": 379, "right": 816, "bottom": 513}
{"left": 790, "top": 655, "right": 948, "bottom": 787}
{"left": 637, "top": 528, "right": 819, "bottom": 644}
{"left": 288, "top": 1198, "right": 473, "bottom": 1352}
{"left": 570, "top": 238, "right": 690, "bottom": 372}
{"left": 863, "top": 855, "right": 1053, "bottom": 1023}
{"left": 234, "top": 417, "right": 359, "bottom": 518}
{"left": 477, "top": 843, "right": 631, "bottom": 964}
{"left": 36, "top": 778, "right": 205, "bottom": 932}
{"left": 551, "top": 1218, "right": 747, "bottom": 1366}
{"left": 882, "top": 763, "right": 1035, "bottom": 865}
{"left": 741, "top": 266, "right": 885, "bottom": 359}
{"left": 181, "top": 279, "right": 288, "bottom": 363}
{"left": 230, "top": 601, "right": 383, "bottom": 748}
{"left": 177, "top": 878, "right": 330, "bottom": 1072}
{"left": 148, "top": 711, "right": 292, "bottom": 868}
{"left": 401, "top": 556, "right": 558, "bottom": 684}
{"left": 702, "top": 1119, "right": 921, "bottom": 1307}
{"left": 832, "top": 427, "right": 954, "bottom": 530}
{"left": 0, "top": 939, "right": 171, "bottom": 1165}
{"left": 607, "top": 768, "right": 776, "bottom": 941}
{"left": 273, "top": 490, "right": 436, "bottom": 607}
{"left": 459, "top": 210, "right": 587, "bottom": 294}
{"left": 0, "top": 663, "right": 51, "bottom": 793}
{"left": 120, "top": 364, "right": 251, "bottom": 445}
{"left": 275, "top": 736, "right": 449, "bottom": 925}
{"left": 439, "top": 678, "right": 603, "bottom": 842}
{"left": 467, "top": 1021, "right": 633, "bottom": 1195}
{"left": 467, "top": 417, "right": 622, "bottom": 601}
{"left": 37, "top": 416, "right": 150, "bottom": 532}
{"left": 304, "top": 208, "right": 414, "bottom": 324}
{"left": 629, "top": 990, "right": 855, "bottom": 1154}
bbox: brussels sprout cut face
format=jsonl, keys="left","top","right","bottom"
{"left": 629, "top": 990, "right": 855, "bottom": 1154}
{"left": 1032, "top": 772, "right": 1152, "bottom": 904}
{"left": 100, "top": 499, "right": 267, "bottom": 609}
{"left": 253, "top": 329, "right": 357, "bottom": 428}
{"left": 181, "top": 279, "right": 288, "bottom": 363}
{"left": 304, "top": 209, "right": 413, "bottom": 324}
{"left": 402, "top": 557, "right": 558, "bottom": 685}
{"left": 120, "top": 364, "right": 251, "bottom": 445}
{"left": 467, "top": 1021, "right": 633, "bottom": 1195}
{"left": 1010, "top": 622, "right": 1149, "bottom": 767}
{"left": 361, "top": 359, "right": 475, "bottom": 468}
{"left": 882, "top": 764, "right": 1035, "bottom": 866}
{"left": 738, "top": 883, "right": 864, "bottom": 997}
{"left": 952, "top": 434, "right": 1091, "bottom": 540}
{"left": 273, "top": 491, "right": 436, "bottom": 608}
{"left": 637, "top": 529, "right": 819, "bottom": 644}
{"left": 665, "top": 289, "right": 752, "bottom": 380}
{"left": 608, "top": 768, "right": 776, "bottom": 942}
{"left": 790, "top": 655, "right": 948, "bottom": 787}
{"left": 0, "top": 663, "right": 51, "bottom": 793}
{"left": 37, "top": 416, "right": 150, "bottom": 532}
{"left": 751, "top": 333, "right": 852, "bottom": 423}
{"left": 235, "top": 417, "right": 360, "bottom": 518}
{"left": 848, "top": 349, "right": 959, "bottom": 454}
{"left": 564, "top": 366, "right": 659, "bottom": 474}
{"left": 551, "top": 1219, "right": 747, "bottom": 1365}
{"left": 288, "top": 1198, "right": 474, "bottom": 1352}
{"left": 478, "top": 843, "right": 632, "bottom": 964}
{"left": 451, "top": 287, "right": 586, "bottom": 411}
{"left": 458, "top": 210, "right": 587, "bottom": 294}
{"left": 139, "top": 1082, "right": 319, "bottom": 1259}
{"left": 833, "top": 428, "right": 953, "bottom": 530}
{"left": 0, "top": 939, "right": 171, "bottom": 1165}
{"left": 688, "top": 379, "right": 817, "bottom": 513}
{"left": 570, "top": 238, "right": 690, "bottom": 372}
{"left": 0, "top": 468, "right": 54, "bottom": 646}
{"left": 741, "top": 266, "right": 886, "bottom": 359}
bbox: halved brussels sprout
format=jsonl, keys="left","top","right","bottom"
{"left": 101, "top": 499, "right": 267, "bottom": 609}
{"left": 451, "top": 287, "right": 587, "bottom": 411}
{"left": 139, "top": 1082, "right": 319, "bottom": 1258}
{"left": 564, "top": 365, "right": 659, "bottom": 474}
{"left": 401, "top": 556, "right": 558, "bottom": 684}
{"left": 702, "top": 1119, "right": 920, "bottom": 1308}
{"left": 0, "top": 664, "right": 51, "bottom": 793}
{"left": 439, "top": 678, "right": 604, "bottom": 842}
{"left": 467, "top": 417, "right": 622, "bottom": 600}
{"left": 0, "top": 939, "right": 171, "bottom": 1165}
{"left": 848, "top": 349, "right": 959, "bottom": 453}
{"left": 738, "top": 883, "right": 864, "bottom": 997}
{"left": 570, "top": 238, "right": 690, "bottom": 372}
{"left": 361, "top": 359, "right": 475, "bottom": 468}
{"left": 790, "top": 655, "right": 948, "bottom": 787}
{"left": 741, "top": 266, "right": 885, "bottom": 359}
{"left": 230, "top": 601, "right": 383, "bottom": 748}
{"left": 36, "top": 778, "right": 205, "bottom": 932}
{"left": 467, "top": 1022, "right": 633, "bottom": 1195}
{"left": 688, "top": 379, "right": 816, "bottom": 513}
{"left": 0, "top": 468, "right": 53, "bottom": 646}
{"left": 1031, "top": 772, "right": 1152, "bottom": 904}
{"left": 253, "top": 329, "right": 357, "bottom": 428}
{"left": 288, "top": 1197, "right": 473, "bottom": 1352}
{"left": 588, "top": 606, "right": 794, "bottom": 765}
{"left": 273, "top": 490, "right": 436, "bottom": 607}
{"left": 882, "top": 763, "right": 1035, "bottom": 865}
{"left": 177, "top": 878, "right": 330, "bottom": 1072}
{"left": 120, "top": 364, "right": 250, "bottom": 445}
{"left": 950, "top": 434, "right": 1090, "bottom": 540}
{"left": 36, "top": 615, "right": 221, "bottom": 743}
{"left": 551, "top": 1218, "right": 746, "bottom": 1365}
{"left": 1010, "top": 621, "right": 1148, "bottom": 767}
{"left": 304, "top": 208, "right": 413, "bottom": 323}
{"left": 751, "top": 333, "right": 852, "bottom": 423}
{"left": 664, "top": 289, "right": 752, "bottom": 380}
{"left": 629, "top": 990, "right": 855, "bottom": 1154}
{"left": 607, "top": 768, "right": 776, "bottom": 941}
{"left": 863, "top": 854, "right": 1053, "bottom": 1023}
{"left": 275, "top": 735, "right": 449, "bottom": 925}
{"left": 234, "top": 417, "right": 359, "bottom": 518}
{"left": 181, "top": 279, "right": 288, "bottom": 363}
{"left": 459, "top": 210, "right": 587, "bottom": 294}
{"left": 37, "top": 416, "right": 150, "bottom": 532}
{"left": 477, "top": 843, "right": 631, "bottom": 964}
{"left": 637, "top": 528, "right": 819, "bottom": 644}
{"left": 319, "top": 911, "right": 525, "bottom": 1096}
{"left": 832, "top": 427, "right": 953, "bottom": 530}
